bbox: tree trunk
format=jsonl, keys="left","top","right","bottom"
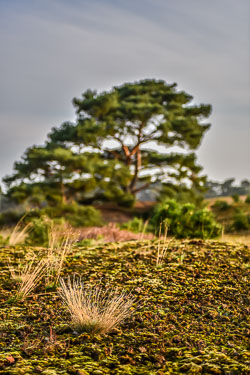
{"left": 129, "top": 147, "right": 141, "bottom": 194}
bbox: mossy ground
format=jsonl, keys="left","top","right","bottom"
{"left": 0, "top": 240, "right": 249, "bottom": 374}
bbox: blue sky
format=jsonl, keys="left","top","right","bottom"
{"left": 0, "top": 0, "right": 249, "bottom": 184}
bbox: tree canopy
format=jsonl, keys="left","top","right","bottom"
{"left": 4, "top": 79, "right": 212, "bottom": 207}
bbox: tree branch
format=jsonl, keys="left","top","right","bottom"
{"left": 132, "top": 181, "right": 151, "bottom": 194}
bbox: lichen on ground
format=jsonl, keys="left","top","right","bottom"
{"left": 0, "top": 239, "right": 249, "bottom": 374}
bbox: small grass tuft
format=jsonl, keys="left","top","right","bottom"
{"left": 10, "top": 258, "right": 47, "bottom": 301}
{"left": 58, "top": 276, "right": 137, "bottom": 335}
{"left": 46, "top": 224, "right": 79, "bottom": 285}
{"left": 8, "top": 221, "right": 33, "bottom": 246}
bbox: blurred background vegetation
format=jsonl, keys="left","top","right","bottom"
{"left": 0, "top": 79, "right": 249, "bottom": 245}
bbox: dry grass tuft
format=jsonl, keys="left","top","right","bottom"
{"left": 10, "top": 258, "right": 47, "bottom": 300}
{"left": 46, "top": 223, "right": 79, "bottom": 285}
{"left": 8, "top": 219, "right": 33, "bottom": 246}
{"left": 156, "top": 223, "right": 172, "bottom": 266}
{"left": 47, "top": 219, "right": 79, "bottom": 250}
{"left": 58, "top": 276, "right": 136, "bottom": 334}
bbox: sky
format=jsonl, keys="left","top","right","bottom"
{"left": 0, "top": 0, "right": 249, "bottom": 186}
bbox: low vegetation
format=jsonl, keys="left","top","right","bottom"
{"left": 0, "top": 238, "right": 249, "bottom": 374}
{"left": 58, "top": 276, "right": 136, "bottom": 335}
{"left": 150, "top": 199, "right": 221, "bottom": 239}
{"left": 210, "top": 197, "right": 250, "bottom": 233}
{"left": 9, "top": 258, "right": 47, "bottom": 302}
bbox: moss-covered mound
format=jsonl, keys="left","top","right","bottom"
{"left": 0, "top": 240, "right": 249, "bottom": 374}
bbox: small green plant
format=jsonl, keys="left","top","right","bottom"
{"left": 121, "top": 217, "right": 145, "bottom": 233}
{"left": 76, "top": 238, "right": 94, "bottom": 247}
{"left": 58, "top": 276, "right": 136, "bottom": 335}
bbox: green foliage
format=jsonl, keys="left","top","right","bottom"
{"left": 26, "top": 217, "right": 52, "bottom": 246}
{"left": 76, "top": 238, "right": 95, "bottom": 247}
{"left": 4, "top": 79, "right": 212, "bottom": 208}
{"left": 232, "top": 210, "right": 249, "bottom": 231}
{"left": 151, "top": 199, "right": 221, "bottom": 239}
{"left": 231, "top": 194, "right": 240, "bottom": 203}
{"left": 245, "top": 195, "right": 250, "bottom": 204}
{"left": 29, "top": 203, "right": 103, "bottom": 229}
{"left": 117, "top": 193, "right": 135, "bottom": 208}
{"left": 27, "top": 204, "right": 102, "bottom": 245}
{"left": 121, "top": 217, "right": 145, "bottom": 233}
{"left": 62, "top": 204, "right": 102, "bottom": 227}
{"left": 212, "top": 200, "right": 231, "bottom": 211}
{"left": 159, "top": 178, "right": 207, "bottom": 208}
{"left": 0, "top": 210, "right": 24, "bottom": 228}
{"left": 0, "top": 203, "right": 102, "bottom": 245}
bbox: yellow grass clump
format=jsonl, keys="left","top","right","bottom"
{"left": 8, "top": 219, "right": 33, "bottom": 246}
{"left": 58, "top": 276, "right": 136, "bottom": 335}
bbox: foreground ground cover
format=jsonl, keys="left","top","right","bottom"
{"left": 0, "top": 239, "right": 249, "bottom": 374}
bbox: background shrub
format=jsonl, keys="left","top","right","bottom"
{"left": 245, "top": 195, "right": 250, "bottom": 204}
{"left": 0, "top": 210, "right": 24, "bottom": 227}
{"left": 26, "top": 216, "right": 54, "bottom": 246}
{"left": 29, "top": 203, "right": 103, "bottom": 228}
{"left": 232, "top": 210, "right": 249, "bottom": 231}
{"left": 121, "top": 217, "right": 145, "bottom": 233}
{"left": 150, "top": 199, "right": 222, "bottom": 239}
{"left": 212, "top": 200, "right": 231, "bottom": 211}
{"left": 231, "top": 194, "right": 240, "bottom": 203}
{"left": 43, "top": 203, "right": 102, "bottom": 227}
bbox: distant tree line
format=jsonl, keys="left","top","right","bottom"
{"left": 206, "top": 178, "right": 250, "bottom": 198}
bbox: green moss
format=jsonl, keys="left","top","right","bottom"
{"left": 0, "top": 240, "right": 249, "bottom": 374}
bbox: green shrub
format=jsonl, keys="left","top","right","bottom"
{"left": 64, "top": 205, "right": 102, "bottom": 227}
{"left": 212, "top": 200, "right": 230, "bottom": 211}
{"left": 231, "top": 194, "right": 240, "bottom": 203}
{"left": 121, "top": 217, "right": 145, "bottom": 233}
{"left": 26, "top": 217, "right": 51, "bottom": 246}
{"left": 0, "top": 210, "right": 24, "bottom": 227}
{"left": 117, "top": 193, "right": 135, "bottom": 208}
{"left": 25, "top": 203, "right": 102, "bottom": 245}
{"left": 245, "top": 195, "right": 250, "bottom": 204}
{"left": 150, "top": 199, "right": 221, "bottom": 239}
{"left": 232, "top": 210, "right": 249, "bottom": 231}
{"left": 32, "top": 203, "right": 102, "bottom": 228}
